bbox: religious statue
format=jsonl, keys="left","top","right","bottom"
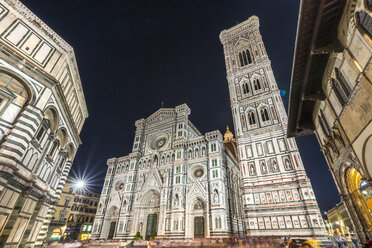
{"left": 250, "top": 164, "right": 256, "bottom": 175}
{"left": 214, "top": 190, "right": 219, "bottom": 203}
{"left": 272, "top": 160, "right": 278, "bottom": 172}
{"left": 261, "top": 162, "right": 267, "bottom": 173}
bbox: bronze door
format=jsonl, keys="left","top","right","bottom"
{"left": 145, "top": 214, "right": 158, "bottom": 240}
{"left": 108, "top": 221, "right": 116, "bottom": 239}
{"left": 194, "top": 216, "right": 204, "bottom": 238}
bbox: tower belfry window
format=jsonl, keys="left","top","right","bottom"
{"left": 261, "top": 108, "right": 270, "bottom": 122}
{"left": 238, "top": 49, "right": 253, "bottom": 67}
{"left": 242, "top": 82, "right": 249, "bottom": 94}
{"left": 254, "top": 79, "right": 262, "bottom": 91}
{"left": 248, "top": 112, "right": 256, "bottom": 125}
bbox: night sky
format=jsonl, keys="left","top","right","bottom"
{"left": 23, "top": 0, "right": 340, "bottom": 212}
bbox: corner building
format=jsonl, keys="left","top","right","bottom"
{"left": 287, "top": 0, "right": 372, "bottom": 240}
{"left": 0, "top": 0, "right": 88, "bottom": 247}
{"left": 91, "top": 104, "right": 244, "bottom": 240}
{"left": 219, "top": 16, "right": 326, "bottom": 237}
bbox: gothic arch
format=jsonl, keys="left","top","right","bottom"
{"left": 240, "top": 78, "right": 251, "bottom": 95}
{"left": 139, "top": 188, "right": 161, "bottom": 207}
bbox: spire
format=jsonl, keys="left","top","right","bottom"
{"left": 224, "top": 125, "right": 234, "bottom": 142}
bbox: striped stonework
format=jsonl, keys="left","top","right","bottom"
{"left": 219, "top": 16, "right": 327, "bottom": 238}
{"left": 0, "top": 1, "right": 88, "bottom": 247}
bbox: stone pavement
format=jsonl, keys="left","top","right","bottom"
{"left": 44, "top": 237, "right": 284, "bottom": 248}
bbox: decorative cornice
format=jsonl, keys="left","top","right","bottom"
{"left": 220, "top": 16, "right": 260, "bottom": 44}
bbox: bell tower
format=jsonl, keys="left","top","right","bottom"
{"left": 220, "top": 16, "right": 326, "bottom": 237}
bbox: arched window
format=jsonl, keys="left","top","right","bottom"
{"left": 202, "top": 147, "right": 206, "bottom": 156}
{"left": 246, "top": 49, "right": 253, "bottom": 64}
{"left": 35, "top": 127, "right": 45, "bottom": 142}
{"left": 242, "top": 51, "right": 248, "bottom": 65}
{"left": 261, "top": 108, "right": 270, "bottom": 122}
{"left": 48, "top": 140, "right": 59, "bottom": 157}
{"left": 188, "top": 150, "right": 192, "bottom": 159}
{"left": 166, "top": 155, "right": 170, "bottom": 164}
{"left": 239, "top": 53, "right": 244, "bottom": 67}
{"left": 242, "top": 82, "right": 250, "bottom": 94}
{"left": 248, "top": 111, "right": 256, "bottom": 125}
{"left": 254, "top": 79, "right": 261, "bottom": 91}
{"left": 238, "top": 49, "right": 253, "bottom": 67}
{"left": 357, "top": 11, "right": 372, "bottom": 38}
{"left": 195, "top": 148, "right": 199, "bottom": 158}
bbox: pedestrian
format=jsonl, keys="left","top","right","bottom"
{"left": 334, "top": 233, "right": 343, "bottom": 248}
{"left": 346, "top": 234, "right": 355, "bottom": 248}
{"left": 351, "top": 233, "right": 359, "bottom": 248}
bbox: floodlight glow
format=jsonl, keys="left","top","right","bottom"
{"left": 76, "top": 180, "right": 85, "bottom": 189}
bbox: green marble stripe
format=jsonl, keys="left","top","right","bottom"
{"left": 23, "top": 107, "right": 43, "bottom": 121}
{"left": 7, "top": 131, "right": 29, "bottom": 144}
{"left": 4, "top": 137, "right": 27, "bottom": 150}
{"left": 13, "top": 126, "right": 33, "bottom": 139}
{"left": 17, "top": 119, "right": 37, "bottom": 133}
{"left": 19, "top": 114, "right": 40, "bottom": 128}
{"left": 0, "top": 145, "right": 23, "bottom": 157}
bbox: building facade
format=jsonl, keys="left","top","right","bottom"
{"left": 327, "top": 202, "right": 354, "bottom": 236}
{"left": 91, "top": 104, "right": 244, "bottom": 240}
{"left": 47, "top": 179, "right": 99, "bottom": 242}
{"left": 287, "top": 0, "right": 372, "bottom": 240}
{"left": 219, "top": 17, "right": 326, "bottom": 237}
{"left": 0, "top": 0, "right": 88, "bottom": 247}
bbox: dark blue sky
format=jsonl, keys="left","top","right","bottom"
{"left": 23, "top": 0, "right": 340, "bottom": 212}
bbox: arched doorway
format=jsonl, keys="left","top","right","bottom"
{"left": 346, "top": 168, "right": 372, "bottom": 230}
{"left": 102, "top": 206, "right": 119, "bottom": 239}
{"left": 138, "top": 189, "right": 160, "bottom": 240}
{"left": 193, "top": 201, "right": 205, "bottom": 237}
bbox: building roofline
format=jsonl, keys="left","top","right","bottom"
{"left": 287, "top": 0, "right": 346, "bottom": 137}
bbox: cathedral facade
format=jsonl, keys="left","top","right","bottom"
{"left": 91, "top": 104, "right": 244, "bottom": 240}
{"left": 92, "top": 17, "right": 326, "bottom": 241}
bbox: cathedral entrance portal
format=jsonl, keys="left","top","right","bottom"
{"left": 145, "top": 213, "right": 158, "bottom": 240}
{"left": 194, "top": 216, "right": 204, "bottom": 238}
{"left": 108, "top": 221, "right": 116, "bottom": 239}
{"left": 138, "top": 189, "right": 161, "bottom": 240}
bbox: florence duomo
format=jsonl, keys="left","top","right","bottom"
{"left": 92, "top": 16, "right": 326, "bottom": 242}
{"left": 2, "top": 0, "right": 372, "bottom": 247}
